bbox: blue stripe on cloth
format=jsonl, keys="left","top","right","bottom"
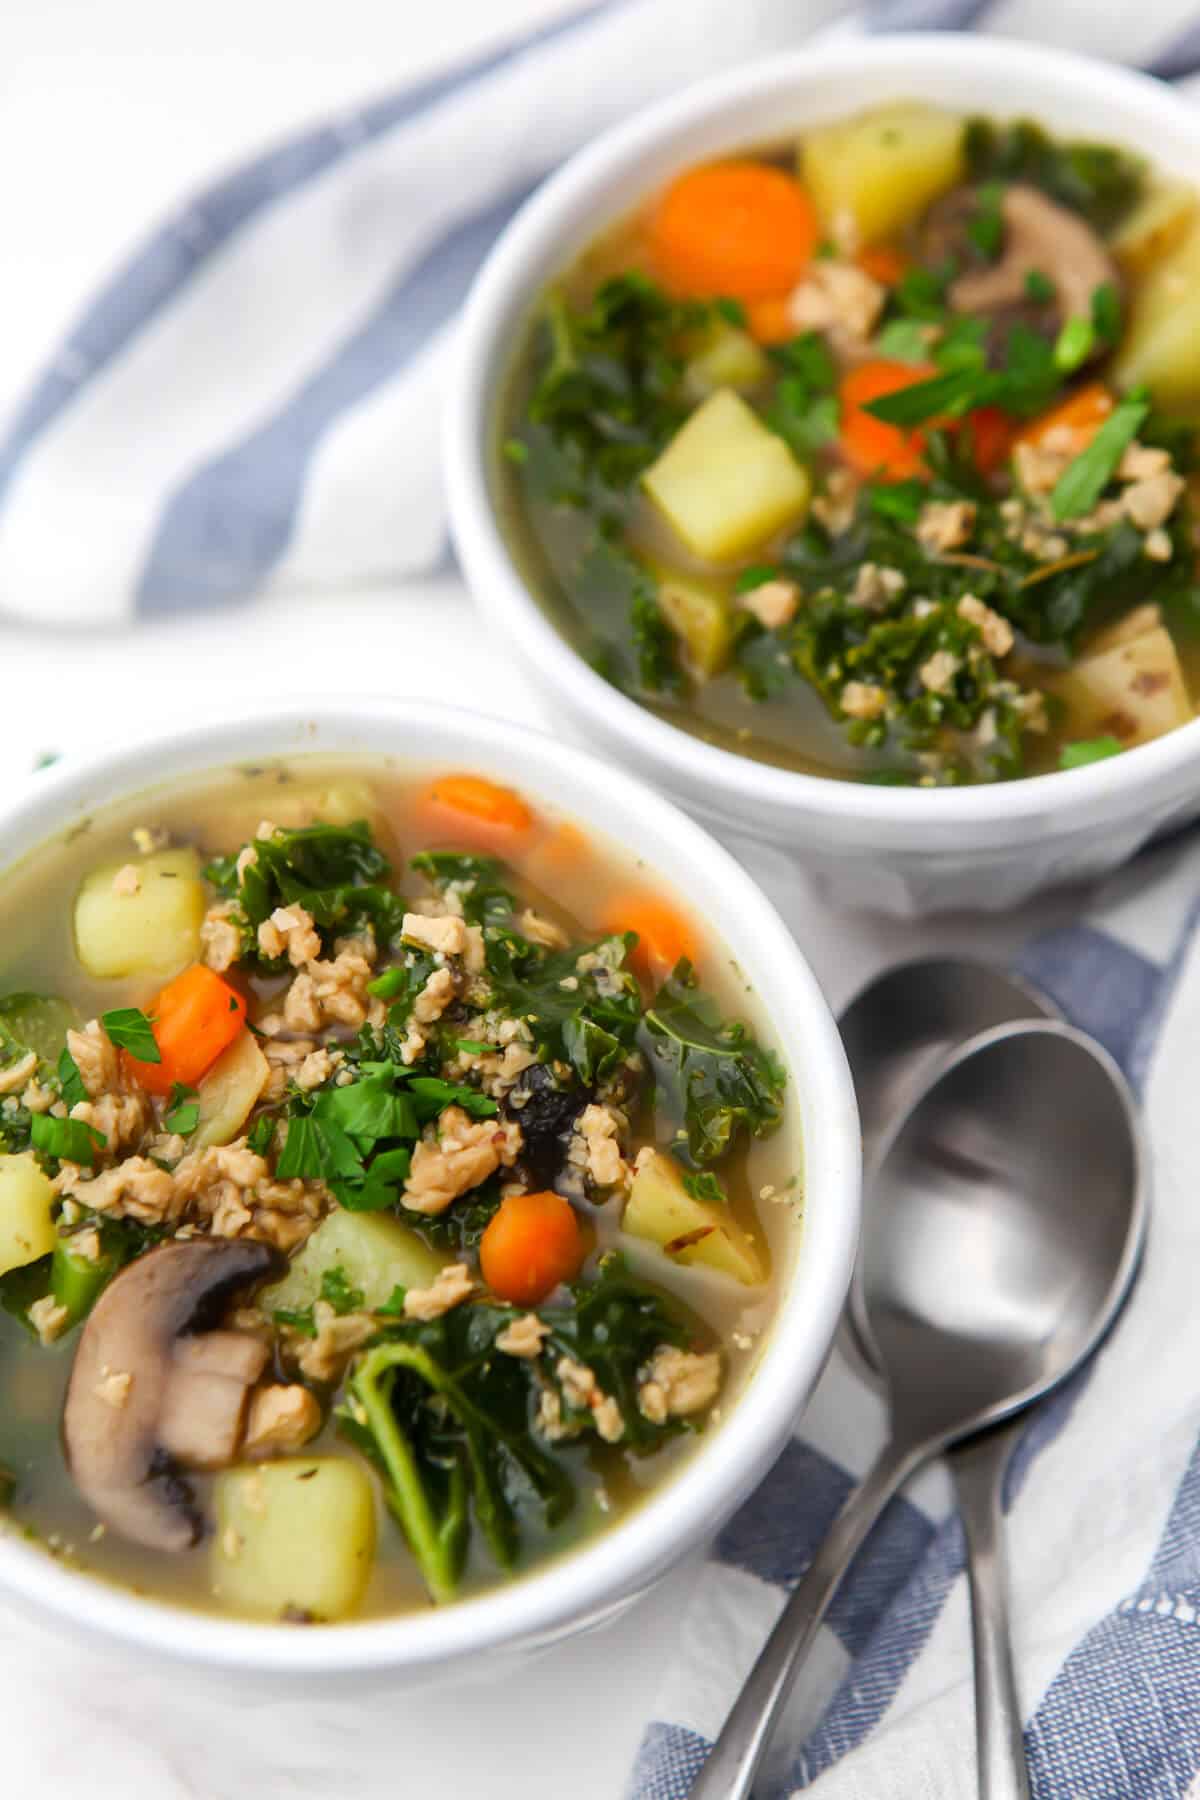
{"left": 135, "top": 182, "right": 535, "bottom": 612}
{"left": 1025, "top": 1431, "right": 1200, "bottom": 1798}
{"left": 1014, "top": 924, "right": 1164, "bottom": 1085}
{"left": 1147, "top": 10, "right": 1200, "bottom": 79}
{"left": 626, "top": 1724, "right": 712, "bottom": 1800}
{"left": 865, "top": 0, "right": 996, "bottom": 28}
{"left": 0, "top": 0, "right": 621, "bottom": 510}
{"left": 715, "top": 1440, "right": 934, "bottom": 1661}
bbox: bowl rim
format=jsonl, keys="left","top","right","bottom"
{"left": 0, "top": 698, "right": 860, "bottom": 1674}
{"left": 444, "top": 33, "right": 1200, "bottom": 835}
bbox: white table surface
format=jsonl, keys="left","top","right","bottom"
{"left": 0, "top": 5, "right": 1093, "bottom": 1794}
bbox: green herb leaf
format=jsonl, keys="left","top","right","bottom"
{"left": 643, "top": 960, "right": 786, "bottom": 1166}
{"left": 164, "top": 1083, "right": 201, "bottom": 1137}
{"left": 246, "top": 1115, "right": 275, "bottom": 1156}
{"left": 1051, "top": 397, "right": 1148, "bottom": 520}
{"left": 875, "top": 318, "right": 934, "bottom": 364}
{"left": 1059, "top": 734, "right": 1123, "bottom": 769}
{"left": 410, "top": 852, "right": 515, "bottom": 927}
{"left": 100, "top": 1007, "right": 160, "bottom": 1062}
{"left": 57, "top": 1048, "right": 87, "bottom": 1109}
{"left": 1091, "top": 281, "right": 1122, "bottom": 347}
{"left": 321, "top": 1265, "right": 365, "bottom": 1316}
{"left": 31, "top": 1114, "right": 106, "bottom": 1167}
{"left": 1024, "top": 269, "right": 1055, "bottom": 303}
{"left": 1053, "top": 314, "right": 1096, "bottom": 373}
{"left": 966, "top": 181, "right": 1006, "bottom": 258}
{"left": 205, "top": 820, "right": 405, "bottom": 963}
{"left": 964, "top": 116, "right": 1144, "bottom": 234}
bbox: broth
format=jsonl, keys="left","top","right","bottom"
{"left": 0, "top": 758, "right": 800, "bottom": 1622}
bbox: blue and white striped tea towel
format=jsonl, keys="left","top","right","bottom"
{"left": 630, "top": 819, "right": 1200, "bottom": 1798}
{"left": 0, "top": 0, "right": 1197, "bottom": 626}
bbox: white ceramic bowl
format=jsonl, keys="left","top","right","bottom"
{"left": 445, "top": 35, "right": 1200, "bottom": 917}
{"left": 0, "top": 700, "right": 859, "bottom": 1688}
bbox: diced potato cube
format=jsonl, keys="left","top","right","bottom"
{"left": 0, "top": 1153, "right": 57, "bottom": 1278}
{"left": 643, "top": 390, "right": 810, "bottom": 562}
{"left": 193, "top": 1031, "right": 270, "bottom": 1149}
{"left": 623, "top": 1149, "right": 765, "bottom": 1286}
{"left": 1110, "top": 180, "right": 1198, "bottom": 276}
{"left": 1113, "top": 218, "right": 1200, "bottom": 408}
{"left": 1056, "top": 625, "right": 1192, "bottom": 749}
{"left": 73, "top": 848, "right": 206, "bottom": 982}
{"left": 649, "top": 561, "right": 735, "bottom": 679}
{"left": 211, "top": 1459, "right": 376, "bottom": 1622}
{"left": 683, "top": 321, "right": 769, "bottom": 402}
{"left": 263, "top": 1208, "right": 444, "bottom": 1316}
{"left": 801, "top": 103, "right": 966, "bottom": 249}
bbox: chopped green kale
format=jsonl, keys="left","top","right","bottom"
{"left": 521, "top": 273, "right": 711, "bottom": 499}
{"left": 342, "top": 1254, "right": 695, "bottom": 1602}
{"left": 963, "top": 117, "right": 1144, "bottom": 234}
{"left": 409, "top": 852, "right": 515, "bottom": 926}
{"left": 205, "top": 821, "right": 406, "bottom": 963}
{"left": 643, "top": 961, "right": 785, "bottom": 1166}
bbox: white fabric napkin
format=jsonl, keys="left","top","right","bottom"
{"left": 0, "top": 0, "right": 1195, "bottom": 627}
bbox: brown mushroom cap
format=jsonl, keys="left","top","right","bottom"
{"left": 920, "top": 182, "right": 1122, "bottom": 359}
{"left": 63, "top": 1238, "right": 283, "bottom": 1552}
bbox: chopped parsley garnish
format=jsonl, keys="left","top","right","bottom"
{"left": 163, "top": 1083, "right": 201, "bottom": 1137}
{"left": 31, "top": 1114, "right": 105, "bottom": 1167}
{"left": 246, "top": 1114, "right": 275, "bottom": 1156}
{"left": 56, "top": 1048, "right": 87, "bottom": 1108}
{"left": 99, "top": 1007, "right": 159, "bottom": 1062}
{"left": 1051, "top": 396, "right": 1148, "bottom": 521}
{"left": 1059, "top": 734, "right": 1123, "bottom": 769}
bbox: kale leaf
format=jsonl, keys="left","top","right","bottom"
{"left": 409, "top": 852, "right": 515, "bottom": 926}
{"left": 484, "top": 929, "right": 643, "bottom": 1084}
{"left": 540, "top": 1253, "right": 697, "bottom": 1454}
{"left": 964, "top": 116, "right": 1144, "bottom": 234}
{"left": 580, "top": 530, "right": 681, "bottom": 698}
{"left": 345, "top": 1303, "right": 574, "bottom": 1602}
{"left": 205, "top": 821, "right": 406, "bottom": 963}
{"left": 520, "top": 273, "right": 709, "bottom": 499}
{"left": 342, "top": 1254, "right": 697, "bottom": 1602}
{"left": 643, "top": 961, "right": 786, "bottom": 1166}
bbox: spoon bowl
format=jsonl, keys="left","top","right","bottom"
{"left": 839, "top": 957, "right": 1058, "bottom": 1387}
{"left": 861, "top": 1019, "right": 1147, "bottom": 1445}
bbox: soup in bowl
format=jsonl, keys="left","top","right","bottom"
{"left": 501, "top": 105, "right": 1198, "bottom": 788}
{"left": 0, "top": 705, "right": 857, "bottom": 1676}
{"left": 446, "top": 40, "right": 1200, "bottom": 914}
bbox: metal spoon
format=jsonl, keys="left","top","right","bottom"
{"left": 690, "top": 1019, "right": 1147, "bottom": 1800}
{"left": 840, "top": 959, "right": 1060, "bottom": 1800}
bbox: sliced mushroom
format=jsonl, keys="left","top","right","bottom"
{"left": 63, "top": 1238, "right": 283, "bottom": 1552}
{"left": 921, "top": 183, "right": 1121, "bottom": 357}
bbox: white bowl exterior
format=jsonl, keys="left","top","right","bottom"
{"left": 0, "top": 701, "right": 859, "bottom": 1686}
{"left": 445, "top": 36, "right": 1200, "bottom": 916}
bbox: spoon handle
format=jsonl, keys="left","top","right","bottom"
{"left": 951, "top": 1426, "right": 1032, "bottom": 1800}
{"left": 690, "top": 1432, "right": 930, "bottom": 1800}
